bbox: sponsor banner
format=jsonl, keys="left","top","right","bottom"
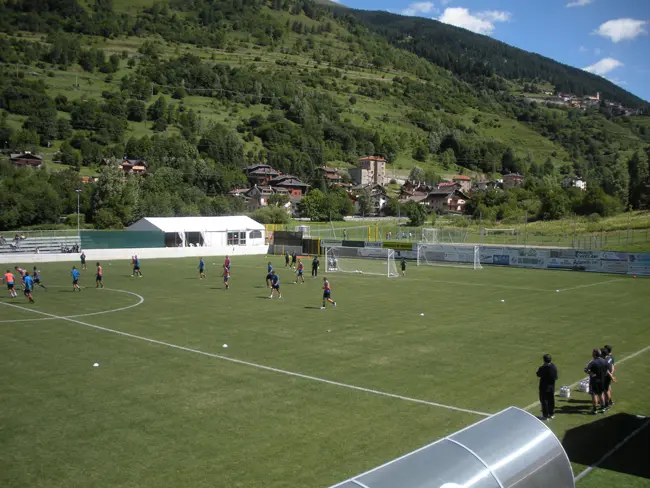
{"left": 600, "top": 260, "right": 629, "bottom": 274}
{"left": 601, "top": 251, "right": 627, "bottom": 262}
{"left": 394, "top": 250, "right": 418, "bottom": 260}
{"left": 628, "top": 254, "right": 650, "bottom": 276}
{"left": 511, "top": 255, "right": 546, "bottom": 268}
{"left": 382, "top": 241, "right": 413, "bottom": 251}
{"left": 364, "top": 241, "right": 383, "bottom": 248}
{"left": 546, "top": 258, "right": 575, "bottom": 270}
{"left": 576, "top": 250, "right": 601, "bottom": 260}
{"left": 492, "top": 254, "right": 510, "bottom": 266}
{"left": 341, "top": 240, "right": 365, "bottom": 248}
{"left": 320, "top": 240, "right": 342, "bottom": 248}
{"left": 550, "top": 249, "right": 577, "bottom": 259}
{"left": 628, "top": 253, "right": 650, "bottom": 264}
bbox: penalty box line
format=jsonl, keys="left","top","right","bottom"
{"left": 0, "top": 301, "right": 491, "bottom": 418}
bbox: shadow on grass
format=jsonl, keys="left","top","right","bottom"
{"left": 563, "top": 412, "right": 650, "bottom": 480}
{"left": 304, "top": 306, "right": 322, "bottom": 310}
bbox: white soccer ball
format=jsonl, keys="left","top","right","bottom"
{"left": 93, "top": 363, "right": 99, "bottom": 367}
{"left": 222, "top": 344, "right": 228, "bottom": 348}
{"left": 420, "top": 313, "right": 424, "bottom": 316}
{"left": 501, "top": 299, "right": 505, "bottom": 302}
{"left": 556, "top": 289, "right": 560, "bottom": 293}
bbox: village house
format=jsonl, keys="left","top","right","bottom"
{"left": 452, "top": 175, "right": 472, "bottom": 193}
{"left": 318, "top": 166, "right": 344, "bottom": 186}
{"left": 350, "top": 155, "right": 386, "bottom": 186}
{"left": 502, "top": 173, "right": 525, "bottom": 189}
{"left": 10, "top": 152, "right": 43, "bottom": 168}
{"left": 266, "top": 174, "right": 310, "bottom": 197}
{"left": 243, "top": 164, "right": 281, "bottom": 185}
{"left": 100, "top": 157, "right": 148, "bottom": 175}
{"left": 399, "top": 180, "right": 433, "bottom": 204}
{"left": 351, "top": 183, "right": 388, "bottom": 216}
{"left": 562, "top": 177, "right": 587, "bottom": 192}
{"left": 425, "top": 188, "right": 469, "bottom": 214}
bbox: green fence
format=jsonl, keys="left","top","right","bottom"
{"left": 80, "top": 231, "right": 164, "bottom": 249}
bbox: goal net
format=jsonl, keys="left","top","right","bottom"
{"left": 482, "top": 228, "right": 518, "bottom": 237}
{"left": 325, "top": 246, "right": 399, "bottom": 278}
{"left": 416, "top": 244, "right": 483, "bottom": 270}
{"left": 420, "top": 228, "right": 439, "bottom": 244}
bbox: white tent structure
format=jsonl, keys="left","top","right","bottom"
{"left": 127, "top": 216, "right": 265, "bottom": 250}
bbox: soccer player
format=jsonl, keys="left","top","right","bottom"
{"left": 603, "top": 345, "right": 616, "bottom": 406}
{"left": 265, "top": 262, "right": 273, "bottom": 288}
{"left": 22, "top": 271, "right": 35, "bottom": 303}
{"left": 32, "top": 266, "right": 47, "bottom": 290}
{"left": 321, "top": 277, "right": 336, "bottom": 310}
{"left": 291, "top": 251, "right": 297, "bottom": 269}
{"left": 132, "top": 255, "right": 142, "bottom": 277}
{"left": 536, "top": 354, "right": 558, "bottom": 420}
{"left": 15, "top": 266, "right": 26, "bottom": 286}
{"left": 585, "top": 348, "right": 608, "bottom": 414}
{"left": 222, "top": 264, "right": 230, "bottom": 290}
{"left": 224, "top": 255, "right": 231, "bottom": 272}
{"left": 295, "top": 259, "right": 305, "bottom": 284}
{"left": 96, "top": 262, "right": 104, "bottom": 288}
{"left": 71, "top": 266, "right": 81, "bottom": 291}
{"left": 311, "top": 256, "right": 319, "bottom": 278}
{"left": 269, "top": 270, "right": 281, "bottom": 299}
{"left": 199, "top": 257, "right": 206, "bottom": 280}
{"left": 284, "top": 251, "right": 290, "bottom": 268}
{"left": 80, "top": 251, "right": 87, "bottom": 270}
{"left": 3, "top": 269, "right": 17, "bottom": 298}
{"left": 400, "top": 258, "right": 407, "bottom": 277}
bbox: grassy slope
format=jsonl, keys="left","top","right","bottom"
{"left": 1, "top": 257, "right": 649, "bottom": 487}
{"left": 2, "top": 0, "right": 593, "bottom": 180}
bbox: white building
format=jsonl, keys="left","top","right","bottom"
{"left": 562, "top": 177, "right": 587, "bottom": 192}
{"left": 127, "top": 216, "right": 266, "bottom": 251}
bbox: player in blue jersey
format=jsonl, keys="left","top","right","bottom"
{"left": 32, "top": 266, "right": 47, "bottom": 290}
{"left": 198, "top": 257, "right": 206, "bottom": 280}
{"left": 269, "top": 270, "right": 281, "bottom": 299}
{"left": 71, "top": 266, "right": 81, "bottom": 291}
{"left": 22, "top": 272, "right": 35, "bottom": 303}
{"left": 265, "top": 262, "right": 273, "bottom": 288}
{"left": 132, "top": 255, "right": 142, "bottom": 278}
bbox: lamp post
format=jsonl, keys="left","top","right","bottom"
{"left": 75, "top": 189, "right": 82, "bottom": 240}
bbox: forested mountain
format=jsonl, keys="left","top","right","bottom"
{"left": 0, "top": 0, "right": 649, "bottom": 230}
{"left": 337, "top": 9, "right": 648, "bottom": 109}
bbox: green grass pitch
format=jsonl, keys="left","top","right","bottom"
{"left": 1, "top": 256, "right": 649, "bottom": 488}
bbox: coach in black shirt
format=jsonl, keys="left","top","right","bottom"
{"left": 536, "top": 354, "right": 558, "bottom": 420}
{"left": 585, "top": 348, "right": 609, "bottom": 414}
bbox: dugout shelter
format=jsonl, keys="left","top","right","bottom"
{"left": 330, "top": 407, "right": 574, "bottom": 488}
{"left": 127, "top": 216, "right": 265, "bottom": 250}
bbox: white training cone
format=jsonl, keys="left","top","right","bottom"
{"left": 222, "top": 344, "right": 228, "bottom": 348}
{"left": 93, "top": 363, "right": 99, "bottom": 367}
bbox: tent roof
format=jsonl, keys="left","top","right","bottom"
{"left": 127, "top": 216, "right": 264, "bottom": 233}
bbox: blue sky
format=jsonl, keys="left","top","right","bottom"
{"left": 336, "top": 0, "right": 650, "bottom": 102}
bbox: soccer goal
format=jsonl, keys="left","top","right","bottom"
{"left": 420, "top": 228, "right": 440, "bottom": 244}
{"left": 325, "top": 246, "right": 400, "bottom": 278}
{"left": 416, "top": 244, "right": 483, "bottom": 270}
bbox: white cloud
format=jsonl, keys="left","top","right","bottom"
{"left": 583, "top": 57, "right": 624, "bottom": 76}
{"left": 440, "top": 0, "right": 453, "bottom": 4}
{"left": 595, "top": 18, "right": 647, "bottom": 43}
{"left": 566, "top": 0, "right": 593, "bottom": 7}
{"left": 438, "top": 7, "right": 511, "bottom": 35}
{"left": 401, "top": 1, "right": 436, "bottom": 16}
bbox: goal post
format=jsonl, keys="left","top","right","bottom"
{"left": 325, "top": 246, "right": 400, "bottom": 278}
{"left": 420, "top": 228, "right": 439, "bottom": 244}
{"left": 416, "top": 244, "right": 483, "bottom": 270}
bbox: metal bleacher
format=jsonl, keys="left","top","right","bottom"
{"left": 0, "top": 236, "right": 81, "bottom": 254}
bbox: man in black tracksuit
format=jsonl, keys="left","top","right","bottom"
{"left": 311, "top": 256, "right": 320, "bottom": 278}
{"left": 536, "top": 354, "right": 558, "bottom": 420}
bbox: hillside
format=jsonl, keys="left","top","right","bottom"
{"left": 337, "top": 8, "right": 649, "bottom": 109}
{"left": 0, "top": 0, "right": 649, "bottom": 230}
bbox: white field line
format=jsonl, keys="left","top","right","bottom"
{"left": 523, "top": 343, "right": 650, "bottom": 412}
{"left": 557, "top": 278, "right": 623, "bottom": 292}
{"left": 0, "top": 287, "right": 144, "bottom": 323}
{"left": 574, "top": 417, "right": 650, "bottom": 483}
{"left": 0, "top": 300, "right": 490, "bottom": 417}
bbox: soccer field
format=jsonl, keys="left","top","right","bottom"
{"left": 1, "top": 256, "right": 649, "bottom": 488}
